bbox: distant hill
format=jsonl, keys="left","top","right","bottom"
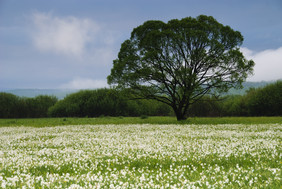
{"left": 226, "top": 81, "right": 274, "bottom": 95}
{"left": 0, "top": 81, "right": 278, "bottom": 99}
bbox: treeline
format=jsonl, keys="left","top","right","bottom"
{"left": 1, "top": 81, "right": 281, "bottom": 118}
{"left": 0, "top": 94, "right": 57, "bottom": 118}
{"left": 48, "top": 89, "right": 171, "bottom": 117}
{"left": 188, "top": 81, "right": 282, "bottom": 117}
{"left": 0, "top": 89, "right": 171, "bottom": 118}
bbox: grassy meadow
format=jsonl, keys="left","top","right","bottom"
{"left": 0, "top": 116, "right": 282, "bottom": 127}
{"left": 0, "top": 117, "right": 281, "bottom": 188}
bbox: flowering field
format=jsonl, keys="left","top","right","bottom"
{"left": 0, "top": 124, "right": 281, "bottom": 188}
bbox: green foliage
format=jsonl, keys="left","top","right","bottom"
{"left": 246, "top": 81, "right": 282, "bottom": 116}
{"left": 108, "top": 15, "right": 254, "bottom": 120}
{"left": 25, "top": 95, "right": 58, "bottom": 118}
{"left": 0, "top": 93, "right": 57, "bottom": 118}
{"left": 187, "top": 81, "right": 282, "bottom": 117}
{"left": 48, "top": 88, "right": 172, "bottom": 118}
{"left": 1, "top": 81, "right": 280, "bottom": 119}
{"left": 220, "top": 81, "right": 282, "bottom": 116}
{"left": 0, "top": 93, "right": 22, "bottom": 118}
{"left": 221, "top": 95, "right": 249, "bottom": 116}
{"left": 140, "top": 115, "right": 148, "bottom": 119}
{"left": 48, "top": 89, "right": 125, "bottom": 117}
{"left": 187, "top": 96, "right": 222, "bottom": 117}
{"left": 125, "top": 98, "right": 172, "bottom": 117}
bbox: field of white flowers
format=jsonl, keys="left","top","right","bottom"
{"left": 0, "top": 124, "right": 281, "bottom": 188}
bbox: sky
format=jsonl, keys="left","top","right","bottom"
{"left": 0, "top": 0, "right": 282, "bottom": 89}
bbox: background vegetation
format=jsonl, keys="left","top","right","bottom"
{"left": 0, "top": 93, "right": 57, "bottom": 118}
{"left": 0, "top": 81, "right": 281, "bottom": 119}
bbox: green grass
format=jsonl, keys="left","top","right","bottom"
{"left": 0, "top": 116, "right": 282, "bottom": 127}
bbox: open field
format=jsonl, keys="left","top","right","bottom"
{"left": 0, "top": 123, "right": 281, "bottom": 188}
{"left": 1, "top": 116, "right": 282, "bottom": 127}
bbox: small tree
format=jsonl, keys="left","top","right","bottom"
{"left": 108, "top": 15, "right": 254, "bottom": 120}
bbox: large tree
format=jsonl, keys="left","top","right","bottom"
{"left": 108, "top": 15, "right": 254, "bottom": 120}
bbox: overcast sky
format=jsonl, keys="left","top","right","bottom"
{"left": 1, "top": 0, "right": 282, "bottom": 89}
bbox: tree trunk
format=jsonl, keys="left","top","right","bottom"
{"left": 175, "top": 109, "right": 187, "bottom": 121}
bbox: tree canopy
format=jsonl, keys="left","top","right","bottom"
{"left": 108, "top": 15, "right": 254, "bottom": 120}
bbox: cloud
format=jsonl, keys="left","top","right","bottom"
{"left": 241, "top": 47, "right": 282, "bottom": 82}
{"left": 60, "top": 77, "right": 108, "bottom": 89}
{"left": 32, "top": 12, "right": 100, "bottom": 56}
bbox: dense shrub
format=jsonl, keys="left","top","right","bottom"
{"left": 187, "top": 96, "right": 222, "bottom": 117}
{"left": 49, "top": 89, "right": 118, "bottom": 117}
{"left": 48, "top": 88, "right": 173, "bottom": 117}
{"left": 0, "top": 93, "right": 57, "bottom": 118}
{"left": 48, "top": 89, "right": 128, "bottom": 117}
{"left": 2, "top": 81, "right": 281, "bottom": 118}
{"left": 0, "top": 93, "right": 21, "bottom": 118}
{"left": 221, "top": 95, "right": 249, "bottom": 116}
{"left": 246, "top": 81, "right": 282, "bottom": 116}
{"left": 25, "top": 95, "right": 58, "bottom": 118}
{"left": 219, "top": 81, "right": 282, "bottom": 116}
{"left": 186, "top": 81, "right": 282, "bottom": 117}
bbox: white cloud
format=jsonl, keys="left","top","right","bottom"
{"left": 32, "top": 12, "right": 100, "bottom": 56}
{"left": 241, "top": 47, "right": 282, "bottom": 82}
{"left": 60, "top": 77, "right": 108, "bottom": 89}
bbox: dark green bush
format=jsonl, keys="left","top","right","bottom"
{"left": 219, "top": 81, "right": 282, "bottom": 116}
{"left": 0, "top": 93, "right": 21, "bottom": 118}
{"left": 246, "top": 81, "right": 282, "bottom": 116}
{"left": 221, "top": 95, "right": 249, "bottom": 116}
{"left": 48, "top": 88, "right": 173, "bottom": 117}
{"left": 0, "top": 93, "right": 57, "bottom": 118}
{"left": 186, "top": 81, "right": 282, "bottom": 117}
{"left": 25, "top": 95, "right": 58, "bottom": 118}
{"left": 48, "top": 89, "right": 128, "bottom": 117}
{"left": 2, "top": 81, "right": 280, "bottom": 118}
{"left": 187, "top": 96, "right": 222, "bottom": 117}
